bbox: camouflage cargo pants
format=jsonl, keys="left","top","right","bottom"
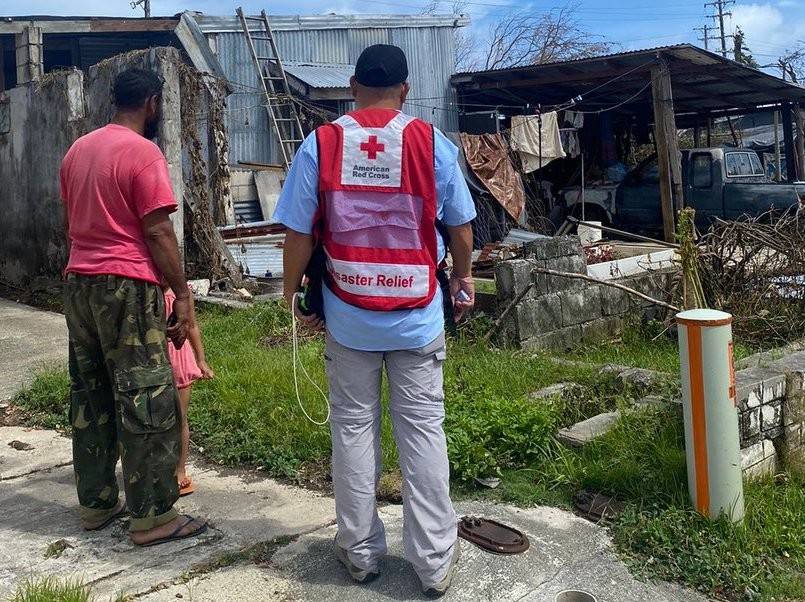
{"left": 64, "top": 274, "right": 180, "bottom": 532}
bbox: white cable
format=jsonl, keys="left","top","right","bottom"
{"left": 291, "top": 293, "right": 330, "bottom": 426}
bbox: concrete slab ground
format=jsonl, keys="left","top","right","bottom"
{"left": 0, "top": 301, "right": 707, "bottom": 602}
{"left": 145, "top": 503, "right": 707, "bottom": 602}
{"left": 0, "top": 425, "right": 335, "bottom": 600}
{"left": 0, "top": 298, "right": 69, "bottom": 401}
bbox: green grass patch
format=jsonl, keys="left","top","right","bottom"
{"left": 11, "top": 367, "right": 71, "bottom": 430}
{"left": 190, "top": 303, "right": 611, "bottom": 481}
{"left": 9, "top": 577, "right": 94, "bottom": 602}
{"left": 614, "top": 477, "right": 805, "bottom": 601}
{"left": 11, "top": 304, "right": 803, "bottom": 600}
{"left": 570, "top": 320, "right": 754, "bottom": 373}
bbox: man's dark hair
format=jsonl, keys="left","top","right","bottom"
{"left": 113, "top": 68, "right": 164, "bottom": 110}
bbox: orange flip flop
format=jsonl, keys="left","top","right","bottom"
{"left": 179, "top": 477, "right": 195, "bottom": 497}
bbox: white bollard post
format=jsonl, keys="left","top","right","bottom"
{"left": 676, "top": 309, "right": 744, "bottom": 522}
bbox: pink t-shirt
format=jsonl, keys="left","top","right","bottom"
{"left": 60, "top": 124, "right": 178, "bottom": 284}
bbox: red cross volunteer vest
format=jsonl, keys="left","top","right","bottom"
{"left": 316, "top": 108, "right": 438, "bottom": 311}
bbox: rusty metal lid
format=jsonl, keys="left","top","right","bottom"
{"left": 458, "top": 516, "right": 530, "bottom": 555}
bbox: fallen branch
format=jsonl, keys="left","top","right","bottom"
{"left": 532, "top": 267, "right": 680, "bottom": 312}
{"left": 484, "top": 282, "right": 535, "bottom": 342}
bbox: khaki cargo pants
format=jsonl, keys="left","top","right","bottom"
{"left": 326, "top": 332, "right": 457, "bottom": 589}
{"left": 64, "top": 274, "right": 180, "bottom": 532}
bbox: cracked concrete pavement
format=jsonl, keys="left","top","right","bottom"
{"left": 0, "top": 300, "right": 708, "bottom": 601}
{"left": 0, "top": 298, "right": 69, "bottom": 401}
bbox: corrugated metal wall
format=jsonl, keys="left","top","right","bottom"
{"left": 212, "top": 25, "right": 458, "bottom": 165}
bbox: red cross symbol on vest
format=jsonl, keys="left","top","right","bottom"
{"left": 359, "top": 135, "right": 385, "bottom": 160}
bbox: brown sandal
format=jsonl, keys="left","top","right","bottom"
{"left": 135, "top": 514, "right": 208, "bottom": 548}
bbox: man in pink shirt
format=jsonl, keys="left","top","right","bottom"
{"left": 60, "top": 68, "right": 206, "bottom": 546}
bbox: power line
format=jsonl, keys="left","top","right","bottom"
{"left": 693, "top": 24, "right": 717, "bottom": 51}
{"left": 704, "top": 0, "right": 735, "bottom": 58}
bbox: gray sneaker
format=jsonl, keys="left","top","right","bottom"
{"left": 423, "top": 541, "right": 461, "bottom": 597}
{"left": 335, "top": 536, "right": 380, "bottom": 583}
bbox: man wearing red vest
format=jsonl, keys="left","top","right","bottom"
{"left": 275, "top": 44, "right": 475, "bottom": 596}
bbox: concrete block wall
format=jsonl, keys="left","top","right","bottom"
{"left": 0, "top": 47, "right": 226, "bottom": 287}
{"left": 735, "top": 353, "right": 805, "bottom": 477}
{"left": 495, "top": 236, "right": 674, "bottom": 351}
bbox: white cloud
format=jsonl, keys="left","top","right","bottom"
{"left": 727, "top": 3, "right": 805, "bottom": 58}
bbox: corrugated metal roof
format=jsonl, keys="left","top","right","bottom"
{"left": 227, "top": 236, "right": 285, "bottom": 279}
{"left": 215, "top": 21, "right": 463, "bottom": 163}
{"left": 451, "top": 44, "right": 805, "bottom": 119}
{"left": 454, "top": 44, "right": 689, "bottom": 76}
{"left": 283, "top": 62, "right": 353, "bottom": 89}
{"left": 195, "top": 13, "right": 469, "bottom": 33}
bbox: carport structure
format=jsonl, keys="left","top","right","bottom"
{"left": 451, "top": 44, "right": 805, "bottom": 241}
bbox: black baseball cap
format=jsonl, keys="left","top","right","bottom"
{"left": 354, "top": 44, "right": 408, "bottom": 88}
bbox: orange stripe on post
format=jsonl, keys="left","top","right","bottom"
{"left": 687, "top": 324, "right": 710, "bottom": 516}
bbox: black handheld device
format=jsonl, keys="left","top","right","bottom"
{"left": 298, "top": 245, "right": 326, "bottom": 321}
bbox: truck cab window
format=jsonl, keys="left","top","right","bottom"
{"left": 726, "top": 152, "right": 754, "bottom": 177}
{"left": 749, "top": 153, "right": 764, "bottom": 176}
{"left": 692, "top": 154, "right": 712, "bottom": 188}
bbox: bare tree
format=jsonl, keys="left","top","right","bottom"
{"left": 483, "top": 3, "right": 613, "bottom": 70}
{"left": 420, "top": 0, "right": 477, "bottom": 71}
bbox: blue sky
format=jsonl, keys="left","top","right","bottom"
{"left": 2, "top": 0, "right": 803, "bottom": 70}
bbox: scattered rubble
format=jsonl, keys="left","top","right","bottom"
{"left": 557, "top": 411, "right": 621, "bottom": 447}
{"left": 615, "top": 367, "right": 664, "bottom": 391}
{"left": 188, "top": 279, "right": 211, "bottom": 297}
{"left": 529, "top": 382, "right": 583, "bottom": 402}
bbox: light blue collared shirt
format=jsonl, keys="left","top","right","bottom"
{"left": 273, "top": 122, "right": 475, "bottom": 351}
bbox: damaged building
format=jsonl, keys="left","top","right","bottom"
{"left": 0, "top": 12, "right": 468, "bottom": 287}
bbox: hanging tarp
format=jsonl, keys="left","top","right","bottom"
{"left": 510, "top": 112, "right": 565, "bottom": 172}
{"left": 459, "top": 133, "right": 526, "bottom": 221}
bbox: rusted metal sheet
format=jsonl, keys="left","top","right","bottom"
{"left": 460, "top": 133, "right": 525, "bottom": 221}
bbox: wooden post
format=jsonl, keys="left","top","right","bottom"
{"left": 706, "top": 117, "right": 712, "bottom": 147}
{"left": 781, "top": 103, "right": 796, "bottom": 183}
{"left": 794, "top": 103, "right": 805, "bottom": 182}
{"left": 15, "top": 26, "right": 43, "bottom": 85}
{"left": 774, "top": 109, "right": 782, "bottom": 182}
{"left": 651, "top": 62, "right": 683, "bottom": 243}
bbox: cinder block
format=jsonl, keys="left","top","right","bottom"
{"left": 739, "top": 408, "right": 762, "bottom": 447}
{"left": 783, "top": 372, "right": 805, "bottom": 425}
{"left": 581, "top": 316, "right": 624, "bottom": 343}
{"left": 741, "top": 438, "right": 778, "bottom": 478}
{"left": 780, "top": 422, "right": 805, "bottom": 475}
{"left": 543, "top": 254, "right": 587, "bottom": 294}
{"left": 515, "top": 294, "right": 562, "bottom": 339}
{"left": 761, "top": 400, "right": 784, "bottom": 438}
{"left": 560, "top": 286, "right": 603, "bottom": 327}
{"left": 523, "top": 235, "right": 582, "bottom": 261}
{"left": 735, "top": 368, "right": 785, "bottom": 412}
{"left": 600, "top": 285, "right": 630, "bottom": 316}
{"left": 495, "top": 259, "right": 535, "bottom": 301}
{"left": 522, "top": 325, "right": 583, "bottom": 352}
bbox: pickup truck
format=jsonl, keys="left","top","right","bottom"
{"left": 557, "top": 148, "right": 805, "bottom": 233}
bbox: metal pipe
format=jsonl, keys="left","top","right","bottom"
{"left": 676, "top": 309, "right": 744, "bottom": 523}
{"left": 567, "top": 216, "right": 680, "bottom": 248}
{"left": 581, "top": 152, "right": 586, "bottom": 222}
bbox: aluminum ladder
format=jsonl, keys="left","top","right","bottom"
{"left": 236, "top": 7, "right": 305, "bottom": 170}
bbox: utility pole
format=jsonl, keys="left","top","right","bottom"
{"left": 131, "top": 0, "right": 151, "bottom": 18}
{"left": 704, "top": 0, "right": 734, "bottom": 58}
{"left": 694, "top": 24, "right": 714, "bottom": 50}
